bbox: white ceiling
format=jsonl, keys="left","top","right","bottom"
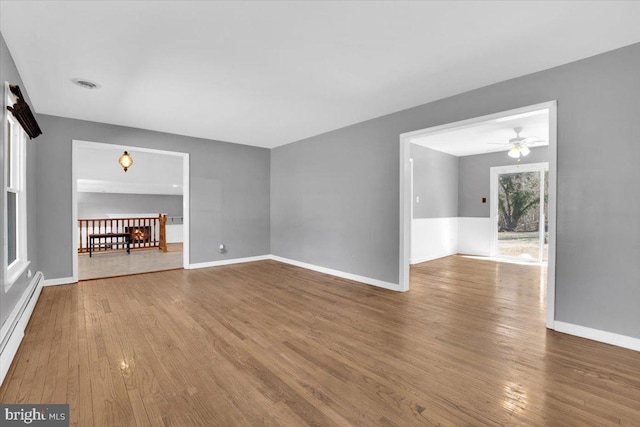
{"left": 76, "top": 144, "right": 183, "bottom": 195}
{"left": 2, "top": 1, "right": 640, "bottom": 148}
{"left": 411, "top": 109, "right": 549, "bottom": 157}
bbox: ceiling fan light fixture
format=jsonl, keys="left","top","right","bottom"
{"left": 520, "top": 145, "right": 531, "bottom": 156}
{"left": 508, "top": 147, "right": 521, "bottom": 158}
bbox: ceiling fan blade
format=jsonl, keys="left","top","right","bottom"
{"left": 487, "top": 142, "right": 510, "bottom": 145}
{"left": 522, "top": 136, "right": 547, "bottom": 144}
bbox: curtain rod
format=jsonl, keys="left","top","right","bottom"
{"left": 6, "top": 84, "right": 42, "bottom": 139}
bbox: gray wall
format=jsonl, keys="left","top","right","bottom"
{"left": 271, "top": 126, "right": 399, "bottom": 283}
{"left": 271, "top": 43, "right": 640, "bottom": 339}
{"left": 459, "top": 146, "right": 549, "bottom": 217}
{"left": 36, "top": 114, "right": 270, "bottom": 279}
{"left": 77, "top": 193, "right": 183, "bottom": 219}
{"left": 0, "top": 32, "right": 39, "bottom": 327}
{"left": 411, "top": 144, "right": 458, "bottom": 219}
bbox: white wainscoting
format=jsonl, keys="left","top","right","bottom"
{"left": 411, "top": 217, "right": 493, "bottom": 263}
{"left": 411, "top": 218, "right": 458, "bottom": 264}
{"left": 457, "top": 217, "right": 493, "bottom": 257}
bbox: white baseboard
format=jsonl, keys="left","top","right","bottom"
{"left": 1, "top": 272, "right": 44, "bottom": 385}
{"left": 554, "top": 321, "right": 640, "bottom": 352}
{"left": 410, "top": 253, "right": 453, "bottom": 265}
{"left": 44, "top": 254, "right": 399, "bottom": 295}
{"left": 42, "top": 276, "right": 76, "bottom": 286}
{"left": 270, "top": 255, "right": 401, "bottom": 292}
{"left": 186, "top": 255, "right": 271, "bottom": 270}
{"left": 186, "top": 254, "right": 401, "bottom": 292}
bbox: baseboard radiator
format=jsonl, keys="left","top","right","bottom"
{"left": 0, "top": 271, "right": 44, "bottom": 385}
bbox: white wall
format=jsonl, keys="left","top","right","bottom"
{"left": 166, "top": 224, "right": 183, "bottom": 243}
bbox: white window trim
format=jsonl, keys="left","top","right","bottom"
{"left": 4, "top": 82, "right": 30, "bottom": 290}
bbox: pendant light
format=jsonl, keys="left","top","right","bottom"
{"left": 119, "top": 151, "right": 133, "bottom": 172}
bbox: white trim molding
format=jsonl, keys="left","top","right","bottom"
{"left": 410, "top": 254, "right": 449, "bottom": 265}
{"left": 183, "top": 254, "right": 402, "bottom": 291}
{"left": 554, "top": 321, "right": 640, "bottom": 352}
{"left": 187, "top": 255, "right": 271, "bottom": 269}
{"left": 1, "top": 271, "right": 43, "bottom": 385}
{"left": 43, "top": 276, "right": 76, "bottom": 287}
{"left": 270, "top": 255, "right": 401, "bottom": 292}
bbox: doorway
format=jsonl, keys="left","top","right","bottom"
{"left": 399, "top": 101, "right": 557, "bottom": 328}
{"left": 71, "top": 140, "right": 190, "bottom": 282}
{"left": 491, "top": 163, "right": 549, "bottom": 262}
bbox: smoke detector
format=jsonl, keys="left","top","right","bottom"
{"left": 72, "top": 78, "right": 101, "bottom": 89}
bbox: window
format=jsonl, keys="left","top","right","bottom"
{"left": 4, "top": 82, "right": 29, "bottom": 289}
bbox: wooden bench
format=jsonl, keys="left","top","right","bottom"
{"left": 89, "top": 233, "right": 131, "bottom": 257}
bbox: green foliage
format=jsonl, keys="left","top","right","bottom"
{"left": 498, "top": 172, "right": 540, "bottom": 232}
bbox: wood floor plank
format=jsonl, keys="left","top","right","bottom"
{"left": 2, "top": 256, "right": 640, "bottom": 426}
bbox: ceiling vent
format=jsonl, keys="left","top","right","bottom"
{"left": 72, "top": 78, "right": 101, "bottom": 89}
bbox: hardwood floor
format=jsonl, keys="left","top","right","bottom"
{"left": 78, "top": 243, "right": 183, "bottom": 280}
{"left": 2, "top": 255, "right": 640, "bottom": 426}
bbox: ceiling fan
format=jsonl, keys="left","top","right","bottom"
{"left": 491, "top": 127, "right": 546, "bottom": 160}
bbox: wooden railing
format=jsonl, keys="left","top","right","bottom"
{"left": 78, "top": 214, "right": 167, "bottom": 254}
{"left": 159, "top": 214, "right": 167, "bottom": 253}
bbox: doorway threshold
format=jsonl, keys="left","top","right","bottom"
{"left": 459, "top": 254, "right": 547, "bottom": 267}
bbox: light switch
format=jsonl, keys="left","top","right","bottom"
{"left": 416, "top": 196, "right": 420, "bottom": 203}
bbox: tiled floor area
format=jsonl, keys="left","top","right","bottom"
{"left": 78, "top": 243, "right": 183, "bottom": 280}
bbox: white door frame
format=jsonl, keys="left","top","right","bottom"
{"left": 399, "top": 101, "right": 558, "bottom": 329}
{"left": 490, "top": 162, "right": 549, "bottom": 260}
{"left": 71, "top": 140, "right": 190, "bottom": 282}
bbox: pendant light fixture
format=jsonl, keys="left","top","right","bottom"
{"left": 119, "top": 151, "right": 133, "bottom": 172}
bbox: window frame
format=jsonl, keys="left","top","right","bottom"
{"left": 4, "top": 81, "right": 29, "bottom": 289}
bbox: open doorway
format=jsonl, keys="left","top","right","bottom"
{"left": 399, "top": 101, "right": 557, "bottom": 328}
{"left": 71, "top": 140, "right": 190, "bottom": 281}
